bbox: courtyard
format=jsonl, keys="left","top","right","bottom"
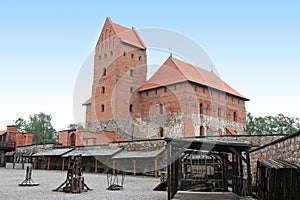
{"left": 0, "top": 168, "right": 166, "bottom": 200}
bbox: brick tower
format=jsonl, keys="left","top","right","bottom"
{"left": 84, "top": 17, "right": 147, "bottom": 135}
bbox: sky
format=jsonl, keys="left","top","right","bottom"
{"left": 1, "top": 1, "right": 299, "bottom": 131}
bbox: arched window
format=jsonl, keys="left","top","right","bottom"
{"left": 131, "top": 53, "right": 134, "bottom": 59}
{"left": 200, "top": 126, "right": 205, "bottom": 136}
{"left": 233, "top": 111, "right": 237, "bottom": 122}
{"left": 101, "top": 104, "right": 105, "bottom": 112}
{"left": 129, "top": 104, "right": 133, "bottom": 112}
{"left": 101, "top": 86, "right": 105, "bottom": 94}
{"left": 130, "top": 69, "right": 133, "bottom": 76}
{"left": 123, "top": 51, "right": 126, "bottom": 56}
{"left": 158, "top": 127, "right": 164, "bottom": 137}
{"left": 138, "top": 56, "right": 142, "bottom": 61}
{"left": 159, "top": 104, "right": 163, "bottom": 115}
{"left": 218, "top": 107, "right": 221, "bottom": 118}
{"left": 70, "top": 133, "right": 76, "bottom": 146}
{"left": 103, "top": 68, "right": 107, "bottom": 76}
{"left": 199, "top": 103, "right": 203, "bottom": 114}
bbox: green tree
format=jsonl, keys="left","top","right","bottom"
{"left": 14, "top": 118, "right": 27, "bottom": 132}
{"left": 25, "top": 112, "right": 57, "bottom": 144}
{"left": 67, "top": 123, "right": 84, "bottom": 130}
{"left": 246, "top": 112, "right": 300, "bottom": 135}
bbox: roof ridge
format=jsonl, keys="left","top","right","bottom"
{"left": 168, "top": 56, "right": 189, "bottom": 80}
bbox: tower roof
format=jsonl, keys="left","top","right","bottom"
{"left": 139, "top": 56, "right": 249, "bottom": 100}
{"left": 104, "top": 17, "right": 146, "bottom": 49}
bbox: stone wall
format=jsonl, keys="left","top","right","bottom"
{"left": 15, "top": 143, "right": 62, "bottom": 154}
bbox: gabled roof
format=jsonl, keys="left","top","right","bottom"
{"left": 103, "top": 17, "right": 146, "bottom": 49}
{"left": 139, "top": 56, "right": 249, "bottom": 100}
{"left": 82, "top": 98, "right": 91, "bottom": 105}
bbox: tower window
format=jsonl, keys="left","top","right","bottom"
{"left": 110, "top": 51, "right": 113, "bottom": 56}
{"left": 131, "top": 54, "right": 134, "bottom": 59}
{"left": 200, "top": 103, "right": 203, "bottom": 114}
{"left": 146, "top": 91, "right": 149, "bottom": 96}
{"left": 233, "top": 111, "right": 237, "bottom": 122}
{"left": 155, "top": 89, "right": 158, "bottom": 94}
{"left": 101, "top": 104, "right": 105, "bottom": 112}
{"left": 158, "top": 127, "right": 164, "bottom": 137}
{"left": 101, "top": 87, "right": 105, "bottom": 94}
{"left": 130, "top": 69, "right": 133, "bottom": 76}
{"left": 218, "top": 107, "right": 221, "bottom": 118}
{"left": 130, "top": 87, "right": 133, "bottom": 93}
{"left": 123, "top": 51, "right": 126, "bottom": 56}
{"left": 164, "top": 87, "right": 167, "bottom": 92}
{"left": 138, "top": 56, "right": 142, "bottom": 61}
{"left": 104, "top": 53, "right": 107, "bottom": 58}
{"left": 159, "top": 104, "right": 163, "bottom": 115}
{"left": 103, "top": 68, "right": 107, "bottom": 76}
{"left": 129, "top": 104, "right": 133, "bottom": 112}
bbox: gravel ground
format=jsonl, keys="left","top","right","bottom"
{"left": 0, "top": 168, "right": 166, "bottom": 200}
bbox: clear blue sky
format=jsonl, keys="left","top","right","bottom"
{"left": 1, "top": 1, "right": 299, "bottom": 131}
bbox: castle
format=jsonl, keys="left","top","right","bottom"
{"left": 82, "top": 17, "right": 249, "bottom": 140}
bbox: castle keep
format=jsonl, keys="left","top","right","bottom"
{"left": 83, "top": 17, "right": 249, "bottom": 140}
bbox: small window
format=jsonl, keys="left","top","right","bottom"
{"left": 130, "top": 87, "right": 133, "bottom": 94}
{"left": 200, "top": 103, "right": 203, "bottom": 114}
{"left": 155, "top": 89, "right": 158, "bottom": 94}
{"left": 130, "top": 69, "right": 133, "bottom": 76}
{"left": 233, "top": 112, "right": 237, "bottom": 122}
{"left": 159, "top": 104, "right": 163, "bottom": 115}
{"left": 101, "top": 87, "right": 105, "bottom": 94}
{"left": 159, "top": 127, "right": 164, "bottom": 137}
{"left": 103, "top": 68, "right": 107, "bottom": 76}
{"left": 138, "top": 56, "right": 142, "bottom": 61}
{"left": 174, "top": 85, "right": 177, "bottom": 90}
{"left": 101, "top": 104, "right": 105, "bottom": 112}
{"left": 203, "top": 87, "right": 205, "bottom": 93}
{"left": 123, "top": 51, "right": 126, "bottom": 56}
{"left": 104, "top": 53, "right": 107, "bottom": 58}
{"left": 110, "top": 51, "right": 113, "bottom": 56}
{"left": 164, "top": 87, "right": 167, "bottom": 93}
{"left": 200, "top": 126, "right": 205, "bottom": 136}
{"left": 146, "top": 91, "right": 149, "bottom": 96}
{"left": 129, "top": 104, "right": 133, "bottom": 112}
{"left": 131, "top": 54, "right": 134, "bottom": 59}
{"left": 218, "top": 107, "right": 221, "bottom": 118}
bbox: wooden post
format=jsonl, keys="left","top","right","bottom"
{"left": 133, "top": 159, "right": 136, "bottom": 176}
{"left": 154, "top": 157, "right": 158, "bottom": 177}
{"left": 95, "top": 157, "right": 98, "bottom": 173}
{"left": 47, "top": 157, "right": 51, "bottom": 170}
{"left": 33, "top": 157, "right": 37, "bottom": 169}
{"left": 62, "top": 157, "right": 65, "bottom": 171}
{"left": 167, "top": 143, "right": 171, "bottom": 200}
{"left": 113, "top": 159, "right": 116, "bottom": 174}
{"left": 245, "top": 149, "right": 252, "bottom": 195}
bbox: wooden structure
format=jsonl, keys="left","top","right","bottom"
{"left": 165, "top": 138, "right": 252, "bottom": 200}
{"left": 53, "top": 155, "right": 92, "bottom": 193}
{"left": 111, "top": 149, "right": 165, "bottom": 177}
{"left": 256, "top": 159, "right": 300, "bottom": 200}
{"left": 19, "top": 166, "right": 39, "bottom": 186}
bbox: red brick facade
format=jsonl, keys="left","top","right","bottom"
{"left": 0, "top": 125, "right": 33, "bottom": 148}
{"left": 83, "top": 18, "right": 249, "bottom": 139}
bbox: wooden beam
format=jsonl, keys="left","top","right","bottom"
{"left": 62, "top": 157, "right": 65, "bottom": 171}
{"left": 95, "top": 157, "right": 98, "bottom": 173}
{"left": 245, "top": 149, "right": 252, "bottom": 195}
{"left": 47, "top": 157, "right": 51, "bottom": 170}
{"left": 113, "top": 159, "right": 116, "bottom": 174}
{"left": 33, "top": 157, "right": 37, "bottom": 169}
{"left": 154, "top": 157, "right": 158, "bottom": 177}
{"left": 227, "top": 147, "right": 247, "bottom": 163}
{"left": 133, "top": 159, "right": 137, "bottom": 176}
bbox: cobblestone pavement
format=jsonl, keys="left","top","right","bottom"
{"left": 0, "top": 168, "right": 166, "bottom": 200}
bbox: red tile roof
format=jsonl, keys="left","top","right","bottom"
{"left": 139, "top": 56, "right": 249, "bottom": 100}
{"left": 226, "top": 127, "right": 238, "bottom": 135}
{"left": 82, "top": 98, "right": 92, "bottom": 105}
{"left": 207, "top": 125, "right": 218, "bottom": 132}
{"left": 107, "top": 17, "right": 146, "bottom": 49}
